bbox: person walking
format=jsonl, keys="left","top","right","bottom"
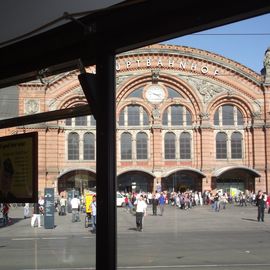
{"left": 152, "top": 194, "right": 159, "bottom": 216}
{"left": 31, "top": 203, "right": 41, "bottom": 227}
{"left": 135, "top": 195, "right": 147, "bottom": 232}
{"left": 2, "top": 203, "right": 10, "bottom": 226}
{"left": 91, "top": 195, "right": 97, "bottom": 233}
{"left": 158, "top": 192, "right": 165, "bottom": 216}
{"left": 213, "top": 193, "right": 220, "bottom": 212}
{"left": 24, "top": 203, "right": 30, "bottom": 219}
{"left": 256, "top": 190, "right": 266, "bottom": 222}
{"left": 70, "top": 195, "right": 81, "bottom": 222}
{"left": 59, "top": 196, "right": 67, "bottom": 216}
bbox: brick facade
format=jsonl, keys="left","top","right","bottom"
{"left": 4, "top": 44, "right": 270, "bottom": 196}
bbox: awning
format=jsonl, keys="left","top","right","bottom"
{"left": 213, "top": 166, "right": 261, "bottom": 178}
{"left": 163, "top": 167, "right": 206, "bottom": 178}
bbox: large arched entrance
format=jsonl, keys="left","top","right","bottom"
{"left": 162, "top": 169, "right": 205, "bottom": 192}
{"left": 58, "top": 169, "right": 96, "bottom": 195}
{"left": 212, "top": 166, "right": 261, "bottom": 194}
{"left": 117, "top": 171, "right": 154, "bottom": 193}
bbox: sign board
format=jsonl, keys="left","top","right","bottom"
{"left": 0, "top": 132, "right": 38, "bottom": 203}
{"left": 44, "top": 188, "right": 55, "bottom": 229}
{"left": 85, "top": 193, "right": 94, "bottom": 214}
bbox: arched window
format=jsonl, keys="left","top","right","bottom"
{"left": 119, "top": 105, "right": 149, "bottom": 126}
{"left": 136, "top": 132, "right": 148, "bottom": 159}
{"left": 75, "top": 116, "right": 87, "bottom": 126}
{"left": 83, "top": 133, "right": 95, "bottom": 160}
{"left": 216, "top": 132, "right": 227, "bottom": 159}
{"left": 162, "top": 105, "right": 192, "bottom": 126}
{"left": 214, "top": 105, "right": 244, "bottom": 126}
{"left": 164, "top": 132, "right": 176, "bottom": 159}
{"left": 180, "top": 132, "right": 191, "bottom": 159}
{"left": 68, "top": 132, "right": 79, "bottom": 160}
{"left": 121, "top": 132, "right": 132, "bottom": 160}
{"left": 231, "top": 132, "right": 242, "bottom": 159}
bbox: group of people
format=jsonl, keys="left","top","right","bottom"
{"left": 69, "top": 194, "right": 97, "bottom": 233}
{"left": 121, "top": 191, "right": 167, "bottom": 232}
{"left": 1, "top": 188, "right": 269, "bottom": 233}
{"left": 119, "top": 188, "right": 270, "bottom": 232}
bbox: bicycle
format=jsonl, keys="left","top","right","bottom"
{"left": 85, "top": 212, "right": 92, "bottom": 228}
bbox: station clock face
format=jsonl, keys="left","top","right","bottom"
{"left": 145, "top": 84, "right": 165, "bottom": 103}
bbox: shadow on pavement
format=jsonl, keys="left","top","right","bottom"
{"left": 128, "top": 227, "right": 138, "bottom": 231}
{"left": 0, "top": 217, "right": 24, "bottom": 228}
{"left": 241, "top": 218, "right": 258, "bottom": 222}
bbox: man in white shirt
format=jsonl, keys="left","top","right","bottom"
{"left": 70, "top": 195, "right": 80, "bottom": 222}
{"left": 135, "top": 195, "right": 147, "bottom": 232}
{"left": 91, "top": 195, "right": 97, "bottom": 233}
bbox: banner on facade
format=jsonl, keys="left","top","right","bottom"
{"left": 0, "top": 132, "right": 38, "bottom": 203}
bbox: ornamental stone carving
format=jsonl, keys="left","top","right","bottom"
{"left": 185, "top": 77, "right": 224, "bottom": 103}
{"left": 25, "top": 99, "right": 39, "bottom": 114}
{"left": 199, "top": 112, "right": 209, "bottom": 120}
{"left": 116, "top": 75, "right": 130, "bottom": 87}
{"left": 151, "top": 69, "right": 160, "bottom": 83}
{"left": 263, "top": 47, "right": 270, "bottom": 84}
{"left": 152, "top": 107, "right": 160, "bottom": 119}
{"left": 251, "top": 111, "right": 261, "bottom": 120}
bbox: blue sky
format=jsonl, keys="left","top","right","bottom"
{"left": 163, "top": 13, "right": 270, "bottom": 74}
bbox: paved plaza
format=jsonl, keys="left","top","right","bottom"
{"left": 0, "top": 204, "right": 270, "bottom": 269}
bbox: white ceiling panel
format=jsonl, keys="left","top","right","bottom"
{"left": 0, "top": 0, "right": 125, "bottom": 47}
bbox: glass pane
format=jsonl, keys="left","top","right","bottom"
{"left": 214, "top": 110, "right": 219, "bottom": 125}
{"left": 143, "top": 109, "right": 149, "bottom": 125}
{"left": 186, "top": 110, "right": 192, "bottom": 125}
{"left": 237, "top": 109, "right": 244, "bottom": 125}
{"left": 128, "top": 87, "right": 144, "bottom": 98}
{"left": 231, "top": 132, "right": 242, "bottom": 159}
{"left": 84, "top": 133, "right": 95, "bottom": 160}
{"left": 171, "top": 105, "right": 183, "bottom": 126}
{"left": 65, "top": 118, "right": 72, "bottom": 126}
{"left": 165, "top": 132, "right": 176, "bottom": 159}
{"left": 216, "top": 132, "right": 227, "bottom": 159}
{"left": 90, "top": 115, "right": 96, "bottom": 126}
{"left": 121, "top": 133, "right": 132, "bottom": 159}
{"left": 75, "top": 116, "right": 87, "bottom": 126}
{"left": 162, "top": 108, "right": 168, "bottom": 125}
{"left": 119, "top": 109, "right": 125, "bottom": 126}
{"left": 180, "top": 132, "right": 191, "bottom": 159}
{"left": 0, "top": 73, "right": 96, "bottom": 269}
{"left": 222, "top": 105, "right": 234, "bottom": 125}
{"left": 68, "top": 132, "right": 79, "bottom": 160}
{"left": 136, "top": 132, "right": 148, "bottom": 159}
{"left": 167, "top": 87, "right": 182, "bottom": 98}
{"left": 128, "top": 105, "right": 140, "bottom": 126}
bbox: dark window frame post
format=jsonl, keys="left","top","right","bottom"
{"left": 95, "top": 50, "right": 117, "bottom": 270}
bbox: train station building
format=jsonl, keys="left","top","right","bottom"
{"left": 1, "top": 44, "right": 270, "bottom": 196}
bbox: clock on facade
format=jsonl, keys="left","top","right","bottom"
{"left": 145, "top": 84, "right": 165, "bottom": 103}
